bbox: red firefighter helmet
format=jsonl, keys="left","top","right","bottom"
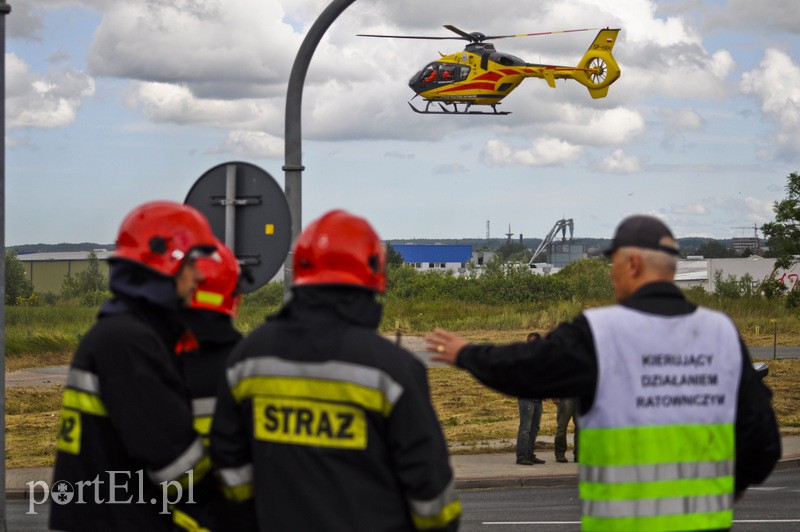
{"left": 191, "top": 240, "right": 242, "bottom": 317}
{"left": 293, "top": 210, "right": 387, "bottom": 292}
{"left": 112, "top": 201, "right": 217, "bottom": 277}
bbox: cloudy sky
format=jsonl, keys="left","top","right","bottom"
{"left": 6, "top": 0, "right": 800, "bottom": 246}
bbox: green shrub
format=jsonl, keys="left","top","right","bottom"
{"left": 241, "top": 281, "right": 285, "bottom": 308}
{"left": 787, "top": 288, "right": 800, "bottom": 309}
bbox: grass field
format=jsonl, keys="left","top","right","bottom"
{"left": 6, "top": 358, "right": 799, "bottom": 468}
{"left": 5, "top": 296, "right": 800, "bottom": 468}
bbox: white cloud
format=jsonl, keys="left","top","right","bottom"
{"left": 600, "top": 149, "right": 641, "bottom": 173}
{"left": 740, "top": 49, "right": 800, "bottom": 156}
{"left": 713, "top": 0, "right": 800, "bottom": 33}
{"left": 620, "top": 47, "right": 735, "bottom": 100}
{"left": 131, "top": 82, "right": 281, "bottom": 131}
{"left": 87, "top": 1, "right": 301, "bottom": 99}
{"left": 434, "top": 163, "right": 468, "bottom": 174}
{"left": 670, "top": 203, "right": 708, "bottom": 215}
{"left": 212, "top": 130, "right": 284, "bottom": 159}
{"left": 7, "top": 2, "right": 45, "bottom": 41}
{"left": 509, "top": 105, "right": 646, "bottom": 148}
{"left": 481, "top": 137, "right": 582, "bottom": 166}
{"left": 744, "top": 196, "right": 775, "bottom": 222}
{"left": 666, "top": 108, "right": 705, "bottom": 131}
{"left": 5, "top": 52, "right": 95, "bottom": 130}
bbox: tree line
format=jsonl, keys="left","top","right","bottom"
{"left": 6, "top": 171, "right": 799, "bottom": 307}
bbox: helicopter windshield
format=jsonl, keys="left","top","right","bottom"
{"left": 408, "top": 63, "right": 436, "bottom": 85}
{"left": 409, "top": 62, "right": 471, "bottom": 93}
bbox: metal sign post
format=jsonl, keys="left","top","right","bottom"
{"left": 1, "top": 3, "right": 13, "bottom": 530}
{"left": 283, "top": 0, "right": 357, "bottom": 299}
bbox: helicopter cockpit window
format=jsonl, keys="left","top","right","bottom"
{"left": 457, "top": 65, "right": 470, "bottom": 80}
{"left": 421, "top": 65, "right": 437, "bottom": 83}
{"left": 439, "top": 65, "right": 455, "bottom": 82}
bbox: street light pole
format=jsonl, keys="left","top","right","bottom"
{"left": 283, "top": 0, "right": 357, "bottom": 300}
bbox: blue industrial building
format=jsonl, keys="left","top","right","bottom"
{"left": 392, "top": 245, "right": 473, "bottom": 271}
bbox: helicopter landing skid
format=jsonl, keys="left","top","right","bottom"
{"left": 408, "top": 101, "right": 510, "bottom": 115}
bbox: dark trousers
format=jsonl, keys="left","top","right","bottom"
{"left": 516, "top": 398, "right": 543, "bottom": 460}
{"left": 555, "top": 398, "right": 579, "bottom": 459}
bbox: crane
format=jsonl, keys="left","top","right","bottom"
{"left": 528, "top": 219, "right": 574, "bottom": 265}
{"left": 730, "top": 224, "right": 761, "bottom": 254}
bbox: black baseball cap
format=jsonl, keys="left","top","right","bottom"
{"left": 603, "top": 215, "right": 680, "bottom": 257}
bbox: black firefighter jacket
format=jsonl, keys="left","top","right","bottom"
{"left": 210, "top": 287, "right": 461, "bottom": 531}
{"left": 49, "top": 294, "right": 213, "bottom": 532}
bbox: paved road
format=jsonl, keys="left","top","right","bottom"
{"left": 7, "top": 468, "right": 800, "bottom": 530}
{"left": 458, "top": 467, "right": 800, "bottom": 531}
{"left": 751, "top": 346, "right": 800, "bottom": 359}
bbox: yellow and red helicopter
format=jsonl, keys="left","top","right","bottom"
{"left": 358, "top": 25, "right": 621, "bottom": 115}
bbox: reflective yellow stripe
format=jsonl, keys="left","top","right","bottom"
{"left": 62, "top": 389, "right": 107, "bottom": 416}
{"left": 161, "top": 454, "right": 212, "bottom": 500}
{"left": 195, "top": 290, "right": 224, "bottom": 307}
{"left": 233, "top": 376, "right": 394, "bottom": 417}
{"left": 411, "top": 499, "right": 462, "bottom": 530}
{"left": 178, "top": 454, "right": 212, "bottom": 488}
{"left": 222, "top": 482, "right": 254, "bottom": 502}
{"left": 227, "top": 357, "right": 404, "bottom": 414}
{"left": 193, "top": 415, "right": 212, "bottom": 436}
{"left": 172, "top": 507, "right": 211, "bottom": 532}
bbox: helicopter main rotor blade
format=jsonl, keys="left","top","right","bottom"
{"left": 483, "top": 27, "right": 599, "bottom": 40}
{"left": 357, "top": 33, "right": 466, "bottom": 41}
{"left": 443, "top": 25, "right": 473, "bottom": 39}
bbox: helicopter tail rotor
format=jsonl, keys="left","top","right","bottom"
{"left": 576, "top": 28, "right": 621, "bottom": 98}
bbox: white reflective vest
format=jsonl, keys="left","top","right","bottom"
{"left": 580, "top": 305, "right": 742, "bottom": 532}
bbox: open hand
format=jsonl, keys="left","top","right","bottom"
{"left": 425, "top": 328, "right": 469, "bottom": 365}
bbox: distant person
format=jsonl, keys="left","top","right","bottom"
{"left": 552, "top": 396, "right": 578, "bottom": 463}
{"left": 515, "top": 332, "right": 545, "bottom": 465}
{"left": 50, "top": 201, "right": 218, "bottom": 531}
{"left": 427, "top": 215, "right": 780, "bottom": 531}
{"left": 211, "top": 210, "right": 461, "bottom": 531}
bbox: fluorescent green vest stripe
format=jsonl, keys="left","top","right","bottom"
{"left": 579, "top": 424, "right": 735, "bottom": 465}
{"left": 582, "top": 510, "right": 733, "bottom": 532}
{"left": 581, "top": 476, "right": 734, "bottom": 500}
{"left": 579, "top": 424, "right": 734, "bottom": 531}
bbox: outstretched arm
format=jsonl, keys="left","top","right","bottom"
{"left": 425, "top": 328, "right": 469, "bottom": 365}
